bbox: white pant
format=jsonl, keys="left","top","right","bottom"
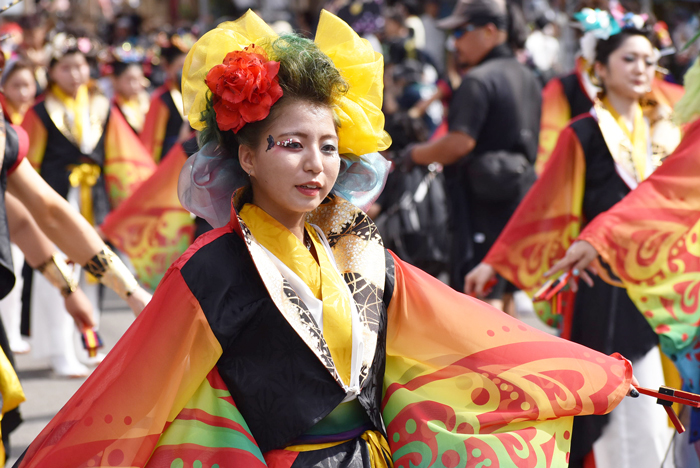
{"left": 30, "top": 263, "right": 100, "bottom": 363}
{"left": 0, "top": 244, "right": 26, "bottom": 349}
{"left": 594, "top": 345, "right": 674, "bottom": 468}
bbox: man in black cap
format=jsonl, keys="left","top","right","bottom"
{"left": 399, "top": 0, "right": 541, "bottom": 313}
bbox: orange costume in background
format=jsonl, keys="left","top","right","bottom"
{"left": 140, "top": 82, "right": 185, "bottom": 163}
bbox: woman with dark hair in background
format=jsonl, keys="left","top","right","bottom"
{"left": 466, "top": 11, "right": 682, "bottom": 468}
{"left": 1, "top": 60, "right": 36, "bottom": 125}
{"left": 21, "top": 41, "right": 153, "bottom": 377}
{"left": 140, "top": 34, "right": 192, "bottom": 163}
{"left": 110, "top": 57, "right": 150, "bottom": 135}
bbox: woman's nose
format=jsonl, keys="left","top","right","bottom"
{"left": 304, "top": 147, "right": 324, "bottom": 173}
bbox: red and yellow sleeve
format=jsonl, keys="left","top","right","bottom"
{"left": 579, "top": 117, "right": 700, "bottom": 389}
{"left": 17, "top": 268, "right": 222, "bottom": 468}
{"left": 104, "top": 106, "right": 157, "bottom": 208}
{"left": 484, "top": 126, "right": 586, "bottom": 296}
{"left": 383, "top": 253, "right": 632, "bottom": 468}
{"left": 535, "top": 78, "right": 571, "bottom": 174}
{"left": 101, "top": 143, "right": 195, "bottom": 290}
{"left": 650, "top": 78, "right": 685, "bottom": 109}
{"left": 19, "top": 108, "right": 47, "bottom": 171}
{"left": 140, "top": 93, "right": 170, "bottom": 163}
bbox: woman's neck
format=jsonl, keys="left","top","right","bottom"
{"left": 605, "top": 91, "right": 638, "bottom": 127}
{"left": 250, "top": 199, "right": 306, "bottom": 242}
{"left": 7, "top": 101, "right": 29, "bottom": 117}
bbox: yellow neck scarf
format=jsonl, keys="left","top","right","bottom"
{"left": 51, "top": 83, "right": 89, "bottom": 145}
{"left": 603, "top": 97, "right": 648, "bottom": 180}
{"left": 5, "top": 102, "right": 25, "bottom": 125}
{"left": 116, "top": 94, "right": 146, "bottom": 132}
{"left": 239, "top": 204, "right": 353, "bottom": 385}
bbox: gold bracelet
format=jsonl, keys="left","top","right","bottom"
{"left": 83, "top": 247, "right": 138, "bottom": 300}
{"left": 37, "top": 253, "right": 78, "bottom": 298}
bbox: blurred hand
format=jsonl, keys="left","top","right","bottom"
{"left": 64, "top": 288, "right": 96, "bottom": 329}
{"left": 464, "top": 263, "right": 496, "bottom": 296}
{"left": 126, "top": 286, "right": 152, "bottom": 316}
{"left": 544, "top": 240, "right": 599, "bottom": 292}
{"left": 393, "top": 144, "right": 417, "bottom": 173}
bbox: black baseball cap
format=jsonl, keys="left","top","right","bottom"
{"left": 437, "top": 0, "right": 507, "bottom": 30}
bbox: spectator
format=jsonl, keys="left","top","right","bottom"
{"left": 525, "top": 12, "right": 561, "bottom": 83}
{"left": 397, "top": 0, "right": 540, "bottom": 315}
{"left": 421, "top": 0, "right": 447, "bottom": 72}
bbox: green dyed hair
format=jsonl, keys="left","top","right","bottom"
{"left": 199, "top": 33, "right": 348, "bottom": 152}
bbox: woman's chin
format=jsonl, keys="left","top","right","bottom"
{"left": 628, "top": 86, "right": 649, "bottom": 98}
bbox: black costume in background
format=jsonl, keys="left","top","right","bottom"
{"left": 444, "top": 43, "right": 541, "bottom": 293}
{"left": 29, "top": 103, "right": 111, "bottom": 226}
{"left": 566, "top": 115, "right": 659, "bottom": 468}
{"left": 559, "top": 71, "right": 596, "bottom": 118}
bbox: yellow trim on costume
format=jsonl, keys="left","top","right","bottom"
{"left": 68, "top": 163, "right": 101, "bottom": 226}
{"left": 603, "top": 97, "right": 648, "bottom": 181}
{"left": 116, "top": 93, "right": 150, "bottom": 132}
{"left": 239, "top": 204, "right": 353, "bottom": 385}
{"left": 169, "top": 87, "right": 185, "bottom": 119}
{"left": 284, "top": 430, "right": 392, "bottom": 467}
{"left": 51, "top": 84, "right": 89, "bottom": 146}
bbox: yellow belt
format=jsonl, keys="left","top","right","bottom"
{"left": 284, "top": 430, "right": 392, "bottom": 467}
{"left": 68, "top": 163, "right": 101, "bottom": 226}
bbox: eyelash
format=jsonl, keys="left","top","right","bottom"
{"left": 282, "top": 140, "right": 338, "bottom": 155}
{"left": 623, "top": 56, "right": 655, "bottom": 66}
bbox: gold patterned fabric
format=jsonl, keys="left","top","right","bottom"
{"left": 594, "top": 97, "right": 681, "bottom": 185}
{"left": 37, "top": 253, "right": 78, "bottom": 297}
{"left": 44, "top": 84, "right": 109, "bottom": 154}
{"left": 238, "top": 203, "right": 354, "bottom": 385}
{"left": 233, "top": 189, "right": 385, "bottom": 389}
{"left": 82, "top": 247, "right": 138, "bottom": 300}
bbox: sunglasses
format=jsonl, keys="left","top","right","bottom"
{"left": 453, "top": 24, "right": 478, "bottom": 39}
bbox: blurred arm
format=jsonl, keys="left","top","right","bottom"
{"left": 7, "top": 159, "right": 106, "bottom": 265}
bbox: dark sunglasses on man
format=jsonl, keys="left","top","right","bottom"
{"left": 453, "top": 23, "right": 478, "bottom": 39}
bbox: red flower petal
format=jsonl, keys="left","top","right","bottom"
{"left": 207, "top": 46, "right": 283, "bottom": 133}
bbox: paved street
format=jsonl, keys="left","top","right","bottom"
{"left": 4, "top": 290, "right": 551, "bottom": 466}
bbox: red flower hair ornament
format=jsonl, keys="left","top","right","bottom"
{"left": 205, "top": 44, "right": 283, "bottom": 133}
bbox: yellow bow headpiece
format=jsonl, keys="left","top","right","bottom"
{"left": 182, "top": 9, "right": 391, "bottom": 156}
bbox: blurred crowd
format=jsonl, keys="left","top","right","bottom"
{"left": 0, "top": 0, "right": 697, "bottom": 355}
{"left": 0, "top": 0, "right": 696, "bottom": 321}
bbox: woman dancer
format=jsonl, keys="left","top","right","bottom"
{"left": 111, "top": 56, "right": 150, "bottom": 135}
{"left": 20, "top": 41, "right": 153, "bottom": 376}
{"left": 0, "top": 59, "right": 37, "bottom": 354}
{"left": 466, "top": 13, "right": 681, "bottom": 468}
{"left": 140, "top": 35, "right": 190, "bottom": 162}
{"left": 1, "top": 60, "right": 36, "bottom": 125}
{"left": 544, "top": 57, "right": 700, "bottom": 461}
{"left": 15, "top": 11, "right": 637, "bottom": 468}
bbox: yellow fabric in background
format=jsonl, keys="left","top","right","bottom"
{"left": 51, "top": 84, "right": 89, "bottom": 145}
{"left": 239, "top": 204, "right": 352, "bottom": 384}
{"left": 603, "top": 97, "right": 649, "bottom": 181}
